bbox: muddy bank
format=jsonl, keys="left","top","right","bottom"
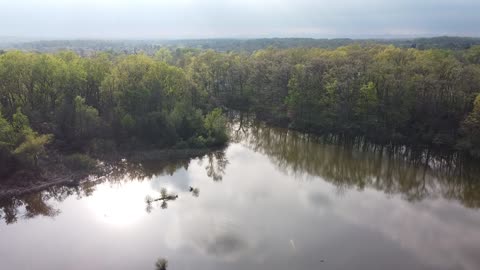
{"left": 0, "top": 147, "right": 222, "bottom": 200}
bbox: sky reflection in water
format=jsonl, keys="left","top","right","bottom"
{"left": 1, "top": 121, "right": 480, "bottom": 270}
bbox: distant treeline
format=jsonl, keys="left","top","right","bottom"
{"left": 3, "top": 36, "right": 480, "bottom": 54}
{"left": 1, "top": 43, "right": 480, "bottom": 175}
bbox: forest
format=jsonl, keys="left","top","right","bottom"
{"left": 0, "top": 51, "right": 228, "bottom": 176}
{"left": 3, "top": 36, "right": 480, "bottom": 55}
{"left": 1, "top": 43, "right": 480, "bottom": 176}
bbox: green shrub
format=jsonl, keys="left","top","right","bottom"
{"left": 1, "top": 109, "right": 53, "bottom": 168}
{"left": 204, "top": 108, "right": 228, "bottom": 145}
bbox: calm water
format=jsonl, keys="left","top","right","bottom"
{"left": 1, "top": 119, "right": 480, "bottom": 270}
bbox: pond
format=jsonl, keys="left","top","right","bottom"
{"left": 1, "top": 117, "right": 480, "bottom": 270}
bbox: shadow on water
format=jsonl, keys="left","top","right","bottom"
{"left": 2, "top": 113, "right": 480, "bottom": 225}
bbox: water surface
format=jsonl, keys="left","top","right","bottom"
{"left": 1, "top": 120, "right": 480, "bottom": 270}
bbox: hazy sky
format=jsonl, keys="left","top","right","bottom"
{"left": 1, "top": 0, "right": 479, "bottom": 39}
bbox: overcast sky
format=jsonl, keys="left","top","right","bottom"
{"left": 1, "top": 0, "right": 479, "bottom": 39}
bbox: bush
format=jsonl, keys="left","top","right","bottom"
{"left": 1, "top": 109, "right": 53, "bottom": 168}
{"left": 64, "top": 153, "right": 97, "bottom": 171}
{"left": 13, "top": 133, "right": 53, "bottom": 167}
{"left": 204, "top": 108, "right": 228, "bottom": 145}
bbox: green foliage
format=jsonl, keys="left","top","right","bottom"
{"left": 459, "top": 95, "right": 480, "bottom": 157}
{"left": 154, "top": 48, "right": 173, "bottom": 64}
{"left": 2, "top": 44, "right": 480, "bottom": 171}
{"left": 13, "top": 133, "right": 53, "bottom": 166}
{"left": 204, "top": 108, "right": 228, "bottom": 146}
{"left": 73, "top": 96, "right": 101, "bottom": 141}
{"left": 120, "top": 113, "right": 135, "bottom": 133}
{"left": 356, "top": 82, "right": 378, "bottom": 114}
{"left": 355, "top": 82, "right": 379, "bottom": 131}
{"left": 0, "top": 109, "right": 52, "bottom": 168}
{"left": 213, "top": 44, "right": 479, "bottom": 148}
{"left": 465, "top": 46, "right": 480, "bottom": 64}
{"left": 12, "top": 109, "right": 53, "bottom": 167}
{"left": 0, "top": 112, "right": 15, "bottom": 149}
{"left": 188, "top": 135, "right": 207, "bottom": 148}
{"left": 12, "top": 108, "right": 30, "bottom": 134}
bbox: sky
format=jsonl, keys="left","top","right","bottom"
{"left": 1, "top": 0, "right": 480, "bottom": 39}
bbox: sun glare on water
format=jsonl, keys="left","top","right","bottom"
{"left": 85, "top": 181, "right": 154, "bottom": 226}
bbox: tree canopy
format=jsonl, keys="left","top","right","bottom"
{"left": 1, "top": 43, "right": 480, "bottom": 176}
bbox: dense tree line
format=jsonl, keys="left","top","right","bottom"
{"left": 0, "top": 51, "right": 227, "bottom": 175}
{"left": 1, "top": 43, "right": 480, "bottom": 175}
{"left": 178, "top": 45, "right": 480, "bottom": 156}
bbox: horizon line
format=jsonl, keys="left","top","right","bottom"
{"left": 2, "top": 35, "right": 480, "bottom": 42}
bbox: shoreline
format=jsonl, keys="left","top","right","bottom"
{"left": 0, "top": 147, "right": 223, "bottom": 200}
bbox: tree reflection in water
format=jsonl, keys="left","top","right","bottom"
{"left": 2, "top": 115, "right": 480, "bottom": 225}
{"left": 145, "top": 188, "right": 179, "bottom": 212}
{"left": 155, "top": 258, "right": 168, "bottom": 270}
{"left": 0, "top": 191, "right": 61, "bottom": 225}
{"left": 189, "top": 186, "right": 200, "bottom": 197}
{"left": 0, "top": 152, "right": 222, "bottom": 224}
{"left": 198, "top": 151, "right": 229, "bottom": 181}
{"left": 144, "top": 185, "right": 201, "bottom": 213}
{"left": 230, "top": 113, "right": 480, "bottom": 208}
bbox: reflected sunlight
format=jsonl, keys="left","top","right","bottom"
{"left": 85, "top": 181, "right": 154, "bottom": 226}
